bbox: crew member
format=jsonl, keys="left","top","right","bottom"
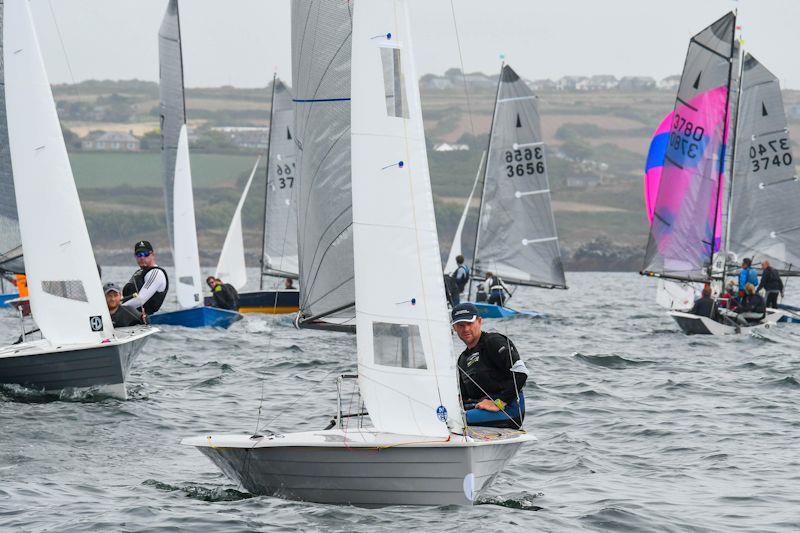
{"left": 690, "top": 286, "right": 716, "bottom": 318}
{"left": 105, "top": 282, "right": 144, "bottom": 327}
{"left": 738, "top": 258, "right": 758, "bottom": 296}
{"left": 207, "top": 276, "right": 239, "bottom": 311}
{"left": 757, "top": 259, "right": 783, "bottom": 308}
{"left": 452, "top": 255, "right": 470, "bottom": 295}
{"left": 737, "top": 283, "right": 766, "bottom": 325}
{"left": 122, "top": 240, "right": 169, "bottom": 315}
{"left": 284, "top": 278, "right": 295, "bottom": 290}
{"left": 452, "top": 303, "right": 528, "bottom": 428}
{"left": 484, "top": 271, "right": 511, "bottom": 307}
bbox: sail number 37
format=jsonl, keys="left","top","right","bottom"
{"left": 669, "top": 113, "right": 705, "bottom": 160}
{"left": 749, "top": 138, "right": 792, "bottom": 172}
{"left": 275, "top": 161, "right": 296, "bottom": 188}
{"left": 504, "top": 147, "right": 544, "bottom": 177}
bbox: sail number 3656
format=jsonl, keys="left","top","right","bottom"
{"left": 749, "top": 138, "right": 792, "bottom": 172}
{"left": 504, "top": 147, "right": 544, "bottom": 177}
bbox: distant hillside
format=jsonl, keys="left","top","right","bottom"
{"left": 52, "top": 77, "right": 800, "bottom": 270}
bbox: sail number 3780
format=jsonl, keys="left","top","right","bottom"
{"left": 504, "top": 147, "right": 544, "bottom": 177}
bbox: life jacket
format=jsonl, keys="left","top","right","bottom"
{"left": 452, "top": 264, "right": 470, "bottom": 292}
{"left": 488, "top": 276, "right": 505, "bottom": 293}
{"left": 123, "top": 265, "right": 169, "bottom": 315}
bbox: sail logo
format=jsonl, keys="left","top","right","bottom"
{"left": 89, "top": 316, "right": 103, "bottom": 332}
{"left": 436, "top": 405, "right": 448, "bottom": 422}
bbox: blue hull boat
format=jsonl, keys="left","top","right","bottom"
{"left": 473, "top": 302, "right": 542, "bottom": 319}
{"left": 203, "top": 290, "right": 299, "bottom": 315}
{"left": 0, "top": 292, "right": 19, "bottom": 307}
{"left": 148, "top": 306, "right": 243, "bottom": 329}
{"left": 778, "top": 303, "right": 800, "bottom": 323}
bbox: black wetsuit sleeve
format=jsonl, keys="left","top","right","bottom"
{"left": 484, "top": 335, "right": 527, "bottom": 405}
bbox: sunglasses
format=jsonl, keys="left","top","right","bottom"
{"left": 135, "top": 251, "right": 152, "bottom": 258}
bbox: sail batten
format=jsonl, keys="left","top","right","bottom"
{"left": 292, "top": 0, "right": 356, "bottom": 327}
{"left": 473, "top": 64, "right": 566, "bottom": 289}
{"left": 642, "top": 12, "right": 736, "bottom": 281}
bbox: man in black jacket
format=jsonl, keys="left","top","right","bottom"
{"left": 757, "top": 260, "right": 784, "bottom": 308}
{"left": 105, "top": 282, "right": 144, "bottom": 327}
{"left": 690, "top": 286, "right": 716, "bottom": 318}
{"left": 206, "top": 276, "right": 239, "bottom": 311}
{"left": 452, "top": 303, "right": 528, "bottom": 428}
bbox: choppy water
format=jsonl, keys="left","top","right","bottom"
{"left": 2, "top": 270, "right": 800, "bottom": 531}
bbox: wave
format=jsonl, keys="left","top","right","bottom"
{"left": 478, "top": 491, "right": 544, "bottom": 511}
{"left": 142, "top": 479, "right": 253, "bottom": 502}
{"left": 574, "top": 353, "right": 654, "bottom": 369}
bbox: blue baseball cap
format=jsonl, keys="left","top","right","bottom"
{"left": 451, "top": 303, "right": 479, "bottom": 325}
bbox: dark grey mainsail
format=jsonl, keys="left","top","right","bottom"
{"left": 472, "top": 65, "right": 565, "bottom": 289}
{"left": 158, "top": 0, "right": 186, "bottom": 251}
{"left": 728, "top": 54, "right": 800, "bottom": 274}
{"left": 291, "top": 0, "right": 355, "bottom": 327}
{"left": 642, "top": 12, "right": 736, "bottom": 282}
{"left": 261, "top": 78, "right": 299, "bottom": 283}
{"left": 0, "top": 5, "right": 23, "bottom": 275}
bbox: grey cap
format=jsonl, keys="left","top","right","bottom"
{"left": 103, "top": 282, "right": 122, "bottom": 295}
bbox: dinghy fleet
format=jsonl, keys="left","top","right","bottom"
{"left": 0, "top": 0, "right": 797, "bottom": 507}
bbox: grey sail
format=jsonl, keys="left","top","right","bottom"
{"left": 291, "top": 0, "right": 355, "bottom": 327}
{"left": 473, "top": 65, "right": 565, "bottom": 288}
{"left": 728, "top": 54, "right": 800, "bottom": 274}
{"left": 158, "top": 0, "right": 186, "bottom": 253}
{"left": 642, "top": 12, "right": 736, "bottom": 282}
{"left": 262, "top": 79, "right": 299, "bottom": 280}
{"left": 0, "top": 5, "right": 23, "bottom": 275}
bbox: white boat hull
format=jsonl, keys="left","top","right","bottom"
{"left": 0, "top": 326, "right": 158, "bottom": 399}
{"left": 669, "top": 309, "right": 783, "bottom": 336}
{"left": 182, "top": 428, "right": 534, "bottom": 506}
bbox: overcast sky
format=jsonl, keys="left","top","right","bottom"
{"left": 29, "top": 0, "right": 800, "bottom": 89}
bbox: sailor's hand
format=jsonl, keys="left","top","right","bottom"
{"left": 476, "top": 399, "right": 500, "bottom": 411}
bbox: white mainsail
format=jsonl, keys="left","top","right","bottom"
{"left": 172, "top": 125, "right": 203, "bottom": 309}
{"left": 444, "top": 152, "right": 484, "bottom": 275}
{"left": 351, "top": 0, "right": 463, "bottom": 437}
{"left": 4, "top": 0, "right": 113, "bottom": 343}
{"left": 216, "top": 157, "right": 260, "bottom": 290}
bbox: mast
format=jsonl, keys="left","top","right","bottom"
{"left": 467, "top": 61, "right": 503, "bottom": 300}
{"left": 259, "top": 73, "right": 278, "bottom": 290}
{"left": 721, "top": 39, "right": 744, "bottom": 287}
{"left": 706, "top": 11, "right": 737, "bottom": 281}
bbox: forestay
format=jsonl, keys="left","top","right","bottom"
{"left": 728, "top": 54, "right": 800, "bottom": 274}
{"left": 4, "top": 0, "right": 113, "bottom": 343}
{"left": 443, "top": 152, "right": 484, "bottom": 275}
{"left": 262, "top": 79, "right": 298, "bottom": 279}
{"left": 217, "top": 157, "right": 260, "bottom": 290}
{"left": 292, "top": 0, "right": 355, "bottom": 326}
{"left": 474, "top": 65, "right": 565, "bottom": 288}
{"left": 0, "top": 5, "right": 22, "bottom": 275}
{"left": 158, "top": 0, "right": 185, "bottom": 253}
{"left": 642, "top": 12, "right": 735, "bottom": 282}
{"left": 351, "top": 0, "right": 463, "bottom": 437}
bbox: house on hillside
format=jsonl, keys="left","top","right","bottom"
{"left": 81, "top": 131, "right": 141, "bottom": 152}
{"left": 557, "top": 76, "right": 587, "bottom": 91}
{"left": 211, "top": 126, "right": 269, "bottom": 150}
{"left": 577, "top": 75, "right": 618, "bottom": 91}
{"left": 433, "top": 142, "right": 469, "bottom": 152}
{"left": 658, "top": 75, "right": 681, "bottom": 91}
{"left": 529, "top": 79, "right": 557, "bottom": 91}
{"left": 617, "top": 76, "right": 656, "bottom": 91}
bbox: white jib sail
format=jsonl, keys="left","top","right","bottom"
{"left": 351, "top": 0, "right": 463, "bottom": 437}
{"left": 172, "top": 125, "right": 203, "bottom": 309}
{"left": 444, "top": 151, "right": 485, "bottom": 275}
{"left": 4, "top": 0, "right": 113, "bottom": 344}
{"left": 215, "top": 157, "right": 260, "bottom": 290}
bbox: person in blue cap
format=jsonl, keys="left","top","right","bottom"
{"left": 451, "top": 302, "right": 528, "bottom": 428}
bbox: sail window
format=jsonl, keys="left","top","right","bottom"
{"left": 41, "top": 280, "right": 88, "bottom": 302}
{"left": 372, "top": 322, "right": 427, "bottom": 369}
{"left": 380, "top": 47, "right": 408, "bottom": 118}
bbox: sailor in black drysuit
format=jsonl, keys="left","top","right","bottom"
{"left": 757, "top": 260, "right": 784, "bottom": 308}
{"left": 452, "top": 303, "right": 528, "bottom": 428}
{"left": 690, "top": 286, "right": 716, "bottom": 318}
{"left": 122, "top": 240, "right": 169, "bottom": 316}
{"left": 206, "top": 276, "right": 239, "bottom": 311}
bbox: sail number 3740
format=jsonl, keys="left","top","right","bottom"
{"left": 504, "top": 147, "right": 544, "bottom": 177}
{"left": 749, "top": 138, "right": 792, "bottom": 172}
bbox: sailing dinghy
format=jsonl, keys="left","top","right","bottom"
{"left": 183, "top": 0, "right": 533, "bottom": 505}
{"left": 148, "top": 0, "right": 241, "bottom": 329}
{"left": 205, "top": 77, "right": 301, "bottom": 314}
{"left": 0, "top": 0, "right": 156, "bottom": 399}
{"left": 641, "top": 12, "right": 785, "bottom": 335}
{"left": 448, "top": 64, "right": 567, "bottom": 319}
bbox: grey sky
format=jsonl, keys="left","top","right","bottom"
{"left": 30, "top": 0, "right": 800, "bottom": 89}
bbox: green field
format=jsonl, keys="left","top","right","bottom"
{"left": 69, "top": 152, "right": 260, "bottom": 188}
